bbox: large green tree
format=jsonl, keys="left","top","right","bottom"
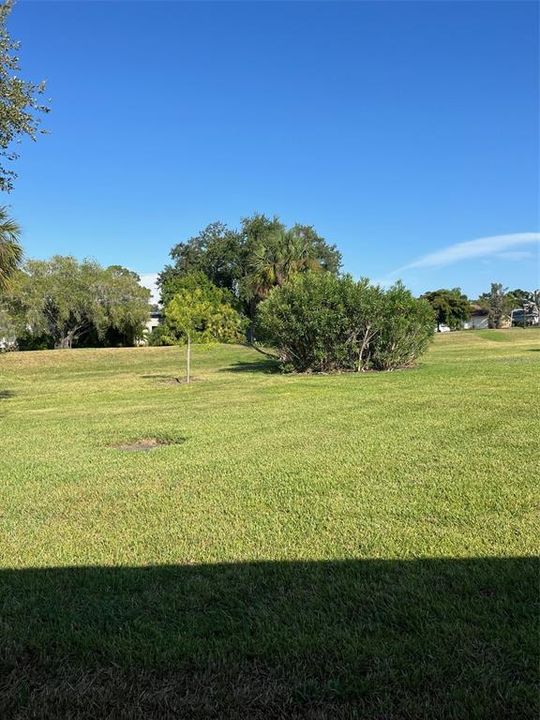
{"left": 240, "top": 216, "right": 341, "bottom": 307}
{"left": 162, "top": 222, "right": 244, "bottom": 295}
{"left": 10, "top": 256, "right": 150, "bottom": 348}
{"left": 0, "top": 205, "right": 21, "bottom": 291}
{"left": 421, "top": 288, "right": 470, "bottom": 331}
{"left": 158, "top": 214, "right": 342, "bottom": 326}
{"left": 0, "top": 0, "right": 48, "bottom": 193}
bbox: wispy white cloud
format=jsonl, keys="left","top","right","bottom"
{"left": 390, "top": 232, "right": 540, "bottom": 276}
{"left": 138, "top": 272, "right": 160, "bottom": 304}
{"left": 494, "top": 250, "right": 535, "bottom": 261}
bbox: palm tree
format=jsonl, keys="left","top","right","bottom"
{"left": 0, "top": 206, "right": 22, "bottom": 292}
{"left": 245, "top": 229, "right": 322, "bottom": 302}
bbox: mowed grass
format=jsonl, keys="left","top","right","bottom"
{"left": 0, "top": 330, "right": 538, "bottom": 719}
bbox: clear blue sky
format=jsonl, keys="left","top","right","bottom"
{"left": 8, "top": 0, "right": 540, "bottom": 298}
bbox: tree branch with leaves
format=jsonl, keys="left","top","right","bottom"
{"left": 0, "top": 0, "right": 49, "bottom": 193}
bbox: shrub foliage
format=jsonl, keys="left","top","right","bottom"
{"left": 257, "top": 273, "right": 434, "bottom": 372}
{"left": 151, "top": 273, "right": 247, "bottom": 347}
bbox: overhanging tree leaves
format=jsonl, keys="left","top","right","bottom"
{"left": 0, "top": 0, "right": 49, "bottom": 192}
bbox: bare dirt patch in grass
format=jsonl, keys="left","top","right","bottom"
{"left": 112, "top": 437, "right": 185, "bottom": 452}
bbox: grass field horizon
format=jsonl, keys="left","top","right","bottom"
{"left": 1, "top": 330, "right": 538, "bottom": 718}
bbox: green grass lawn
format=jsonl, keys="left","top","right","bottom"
{"left": 1, "top": 329, "right": 538, "bottom": 718}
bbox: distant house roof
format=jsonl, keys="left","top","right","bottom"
{"left": 469, "top": 304, "right": 488, "bottom": 317}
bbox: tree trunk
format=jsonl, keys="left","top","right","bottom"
{"left": 246, "top": 298, "right": 258, "bottom": 343}
{"left": 56, "top": 331, "right": 75, "bottom": 349}
{"left": 186, "top": 334, "right": 191, "bottom": 384}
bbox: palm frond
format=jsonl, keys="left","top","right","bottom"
{"left": 0, "top": 206, "right": 22, "bottom": 292}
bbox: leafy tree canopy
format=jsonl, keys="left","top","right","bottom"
{"left": 507, "top": 288, "right": 534, "bottom": 307}
{"left": 163, "top": 222, "right": 244, "bottom": 294}
{"left": 8, "top": 256, "right": 150, "bottom": 348}
{"left": 156, "top": 272, "right": 246, "bottom": 347}
{"left": 160, "top": 268, "right": 239, "bottom": 310}
{"left": 421, "top": 288, "right": 470, "bottom": 331}
{"left": 158, "top": 214, "right": 342, "bottom": 318}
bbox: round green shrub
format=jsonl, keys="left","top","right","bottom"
{"left": 256, "top": 273, "right": 434, "bottom": 372}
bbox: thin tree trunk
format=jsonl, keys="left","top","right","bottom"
{"left": 186, "top": 333, "right": 191, "bottom": 384}
{"left": 246, "top": 298, "right": 258, "bottom": 343}
{"left": 357, "top": 325, "right": 372, "bottom": 372}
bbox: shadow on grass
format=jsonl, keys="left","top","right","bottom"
{"left": 0, "top": 389, "right": 15, "bottom": 400}
{"left": 140, "top": 374, "right": 178, "bottom": 380}
{"left": 220, "top": 359, "right": 280, "bottom": 374}
{"left": 0, "top": 557, "right": 537, "bottom": 719}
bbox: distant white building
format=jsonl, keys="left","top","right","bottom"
{"left": 137, "top": 308, "right": 164, "bottom": 344}
{"left": 462, "top": 310, "right": 489, "bottom": 330}
{"left": 145, "top": 309, "right": 163, "bottom": 335}
{"left": 437, "top": 304, "right": 513, "bottom": 332}
{"left": 461, "top": 303, "right": 521, "bottom": 330}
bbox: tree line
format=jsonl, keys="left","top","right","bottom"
{"left": 1, "top": 206, "right": 537, "bottom": 366}
{"left": 151, "top": 218, "right": 539, "bottom": 378}
{"left": 421, "top": 286, "right": 540, "bottom": 331}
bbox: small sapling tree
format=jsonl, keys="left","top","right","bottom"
{"left": 165, "top": 287, "right": 245, "bottom": 383}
